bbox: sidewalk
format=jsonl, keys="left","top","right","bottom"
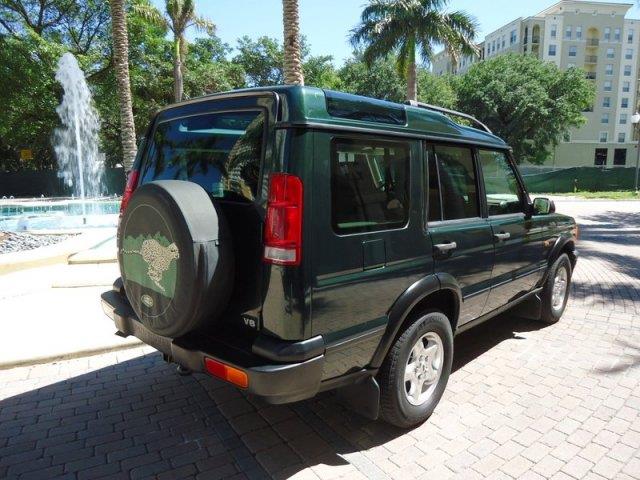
{"left": 0, "top": 251, "right": 140, "bottom": 369}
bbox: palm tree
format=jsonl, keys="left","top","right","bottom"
{"left": 109, "top": 0, "right": 137, "bottom": 170}
{"left": 351, "top": 0, "right": 478, "bottom": 102}
{"left": 134, "top": 0, "right": 215, "bottom": 102}
{"left": 282, "top": 0, "right": 304, "bottom": 85}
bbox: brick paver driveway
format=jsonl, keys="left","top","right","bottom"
{"left": 1, "top": 199, "right": 639, "bottom": 480}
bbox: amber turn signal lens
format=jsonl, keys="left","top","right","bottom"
{"left": 204, "top": 357, "right": 248, "bottom": 388}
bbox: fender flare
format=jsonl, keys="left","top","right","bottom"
{"left": 548, "top": 234, "right": 575, "bottom": 266}
{"left": 369, "top": 273, "right": 462, "bottom": 369}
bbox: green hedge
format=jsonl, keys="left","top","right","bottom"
{"left": 521, "top": 167, "right": 638, "bottom": 193}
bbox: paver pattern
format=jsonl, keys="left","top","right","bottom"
{"left": 1, "top": 200, "right": 639, "bottom": 480}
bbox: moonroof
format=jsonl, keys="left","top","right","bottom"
{"left": 324, "top": 90, "right": 407, "bottom": 126}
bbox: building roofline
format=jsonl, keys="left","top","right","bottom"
{"left": 535, "top": 0, "right": 633, "bottom": 17}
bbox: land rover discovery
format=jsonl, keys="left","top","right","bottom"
{"left": 101, "top": 86, "right": 578, "bottom": 428}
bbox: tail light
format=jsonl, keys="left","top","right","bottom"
{"left": 263, "top": 173, "right": 303, "bottom": 266}
{"left": 120, "top": 169, "right": 140, "bottom": 215}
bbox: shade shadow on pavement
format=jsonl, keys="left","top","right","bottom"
{"left": 0, "top": 311, "right": 549, "bottom": 480}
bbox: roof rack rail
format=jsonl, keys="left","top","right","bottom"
{"left": 405, "top": 100, "right": 493, "bottom": 135}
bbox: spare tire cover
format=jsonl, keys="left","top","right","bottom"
{"left": 117, "top": 180, "right": 233, "bottom": 337}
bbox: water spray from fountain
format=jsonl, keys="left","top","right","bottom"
{"left": 54, "top": 52, "right": 104, "bottom": 223}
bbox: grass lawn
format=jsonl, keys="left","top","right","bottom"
{"left": 540, "top": 191, "right": 640, "bottom": 200}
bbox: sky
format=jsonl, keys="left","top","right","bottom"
{"left": 151, "top": 0, "right": 640, "bottom": 65}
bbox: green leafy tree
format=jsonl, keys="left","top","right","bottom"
{"left": 456, "top": 54, "right": 595, "bottom": 164}
{"left": 233, "top": 36, "right": 284, "bottom": 87}
{"left": 303, "top": 55, "right": 341, "bottom": 90}
{"left": 350, "top": 0, "right": 478, "bottom": 102}
{"left": 417, "top": 70, "right": 457, "bottom": 109}
{"left": 339, "top": 53, "right": 406, "bottom": 102}
{"left": 133, "top": 0, "right": 215, "bottom": 102}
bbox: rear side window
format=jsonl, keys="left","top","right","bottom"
{"left": 433, "top": 145, "right": 480, "bottom": 220}
{"left": 140, "top": 110, "right": 265, "bottom": 201}
{"left": 331, "top": 139, "right": 410, "bottom": 234}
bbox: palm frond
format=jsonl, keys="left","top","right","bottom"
{"left": 191, "top": 15, "right": 216, "bottom": 36}
{"left": 131, "top": 3, "right": 168, "bottom": 30}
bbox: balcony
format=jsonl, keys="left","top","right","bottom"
{"left": 585, "top": 55, "right": 598, "bottom": 64}
{"left": 585, "top": 72, "right": 597, "bottom": 80}
{"left": 586, "top": 38, "right": 599, "bottom": 47}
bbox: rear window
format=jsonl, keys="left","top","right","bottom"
{"left": 140, "top": 110, "right": 265, "bottom": 201}
{"left": 325, "top": 90, "right": 407, "bottom": 125}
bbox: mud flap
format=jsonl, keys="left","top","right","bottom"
{"left": 337, "top": 376, "right": 380, "bottom": 421}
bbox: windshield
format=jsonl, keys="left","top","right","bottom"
{"left": 140, "top": 110, "right": 265, "bottom": 201}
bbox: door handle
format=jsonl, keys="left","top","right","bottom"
{"left": 494, "top": 232, "right": 511, "bottom": 241}
{"left": 434, "top": 241, "right": 457, "bottom": 253}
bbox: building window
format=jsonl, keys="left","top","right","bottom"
{"left": 620, "top": 114, "right": 628, "bottom": 124}
{"left": 492, "top": 40, "right": 496, "bottom": 52}
{"left": 603, "top": 97, "right": 611, "bottom": 108}
{"left": 604, "top": 81, "right": 613, "bottom": 91}
{"left": 569, "top": 46, "right": 577, "bottom": 57}
{"left": 622, "top": 98, "right": 629, "bottom": 108}
{"left": 502, "top": 35, "right": 506, "bottom": 49}
{"left": 623, "top": 81, "right": 631, "bottom": 92}
{"left": 614, "top": 148, "right": 627, "bottom": 165}
{"left": 605, "top": 64, "right": 614, "bottom": 75}
{"left": 602, "top": 113, "right": 610, "bottom": 124}
{"left": 628, "top": 30, "right": 634, "bottom": 44}
{"left": 607, "top": 48, "right": 615, "bottom": 59}
{"left": 551, "top": 24, "right": 557, "bottom": 39}
{"left": 548, "top": 44, "right": 557, "bottom": 56}
{"left": 615, "top": 28, "right": 621, "bottom": 42}
{"left": 565, "top": 26, "right": 572, "bottom": 39}
{"left": 604, "top": 27, "right": 611, "bottom": 41}
{"left": 618, "top": 132, "right": 626, "bottom": 143}
{"left": 626, "top": 48, "right": 633, "bottom": 60}
{"left": 595, "top": 148, "right": 608, "bottom": 165}
{"left": 510, "top": 29, "right": 517, "bottom": 44}
{"left": 576, "top": 26, "right": 583, "bottom": 39}
{"left": 624, "top": 65, "right": 632, "bottom": 76}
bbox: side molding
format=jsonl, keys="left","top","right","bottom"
{"left": 369, "top": 274, "right": 461, "bottom": 369}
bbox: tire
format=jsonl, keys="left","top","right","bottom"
{"left": 118, "top": 180, "right": 234, "bottom": 337}
{"left": 377, "top": 311, "right": 453, "bottom": 428}
{"left": 539, "top": 253, "right": 572, "bottom": 324}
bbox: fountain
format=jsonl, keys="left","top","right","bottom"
{"left": 53, "top": 52, "right": 104, "bottom": 220}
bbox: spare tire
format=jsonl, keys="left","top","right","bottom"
{"left": 117, "top": 180, "right": 233, "bottom": 337}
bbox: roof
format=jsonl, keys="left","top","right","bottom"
{"left": 164, "top": 85, "right": 507, "bottom": 149}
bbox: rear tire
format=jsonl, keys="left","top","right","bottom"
{"left": 539, "top": 253, "right": 572, "bottom": 324}
{"left": 377, "top": 311, "right": 453, "bottom": 428}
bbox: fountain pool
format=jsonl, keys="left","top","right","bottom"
{"left": 0, "top": 198, "right": 120, "bottom": 231}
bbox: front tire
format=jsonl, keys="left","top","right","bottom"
{"left": 377, "top": 311, "right": 453, "bottom": 428}
{"left": 540, "top": 253, "right": 572, "bottom": 324}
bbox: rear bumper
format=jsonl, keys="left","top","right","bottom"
{"left": 101, "top": 287, "right": 324, "bottom": 404}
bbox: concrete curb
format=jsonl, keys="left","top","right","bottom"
{"left": 0, "top": 338, "right": 144, "bottom": 370}
{"left": 0, "top": 228, "right": 114, "bottom": 275}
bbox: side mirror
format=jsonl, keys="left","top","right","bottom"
{"left": 533, "top": 197, "right": 555, "bottom": 215}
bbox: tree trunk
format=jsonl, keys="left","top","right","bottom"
{"left": 173, "top": 37, "right": 184, "bottom": 102}
{"left": 282, "top": 0, "right": 304, "bottom": 85}
{"left": 407, "top": 58, "right": 417, "bottom": 102}
{"left": 109, "top": 0, "right": 137, "bottom": 170}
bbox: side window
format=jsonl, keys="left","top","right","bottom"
{"left": 426, "top": 146, "right": 442, "bottom": 222}
{"left": 331, "top": 138, "right": 410, "bottom": 234}
{"left": 433, "top": 145, "right": 480, "bottom": 220}
{"left": 478, "top": 150, "right": 524, "bottom": 216}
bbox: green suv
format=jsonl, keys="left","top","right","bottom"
{"left": 101, "top": 86, "right": 578, "bottom": 428}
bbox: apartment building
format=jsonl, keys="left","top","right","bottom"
{"left": 432, "top": 0, "right": 640, "bottom": 168}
